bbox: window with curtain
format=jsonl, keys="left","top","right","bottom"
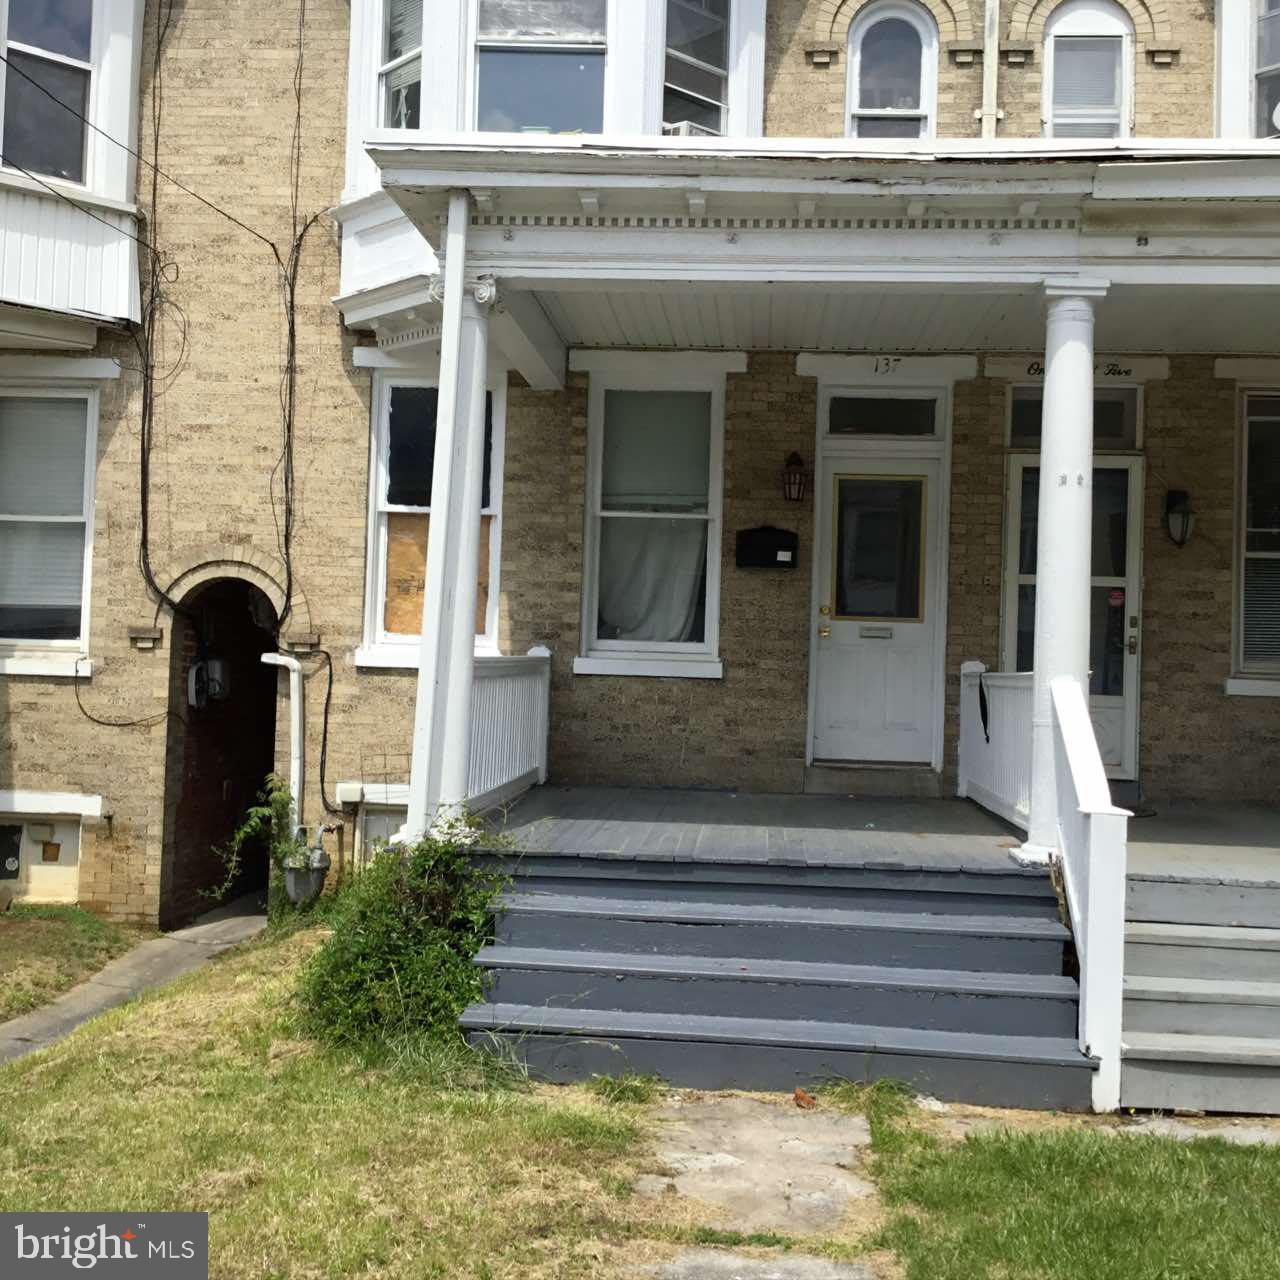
{"left": 1259, "top": 0, "right": 1280, "bottom": 137}
{"left": 380, "top": 0, "right": 422, "bottom": 128}
{"left": 1044, "top": 1, "right": 1132, "bottom": 138}
{"left": 476, "top": 0, "right": 607, "bottom": 133}
{"left": 0, "top": 395, "right": 91, "bottom": 643}
{"left": 590, "top": 390, "right": 717, "bottom": 649}
{"left": 373, "top": 384, "right": 499, "bottom": 645}
{"left": 847, "top": 3, "right": 936, "bottom": 138}
{"left": 663, "top": 0, "right": 730, "bottom": 136}
{"left": 2, "top": 0, "right": 93, "bottom": 183}
{"left": 1239, "top": 395, "right": 1280, "bottom": 673}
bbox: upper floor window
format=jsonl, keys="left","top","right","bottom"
{"left": 1259, "top": 0, "right": 1280, "bottom": 137}
{"left": 3, "top": 0, "right": 93, "bottom": 183}
{"left": 1044, "top": 0, "right": 1132, "bottom": 139}
{"left": 846, "top": 2, "right": 938, "bottom": 138}
{"left": 476, "top": 0, "right": 607, "bottom": 133}
{"left": 664, "top": 0, "right": 729, "bottom": 136}
{"left": 381, "top": 0, "right": 422, "bottom": 128}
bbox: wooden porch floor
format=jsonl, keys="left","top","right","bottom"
{"left": 491, "top": 786, "right": 1025, "bottom": 873}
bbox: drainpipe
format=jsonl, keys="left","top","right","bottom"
{"left": 980, "top": 0, "right": 1000, "bottom": 139}
{"left": 262, "top": 653, "right": 304, "bottom": 831}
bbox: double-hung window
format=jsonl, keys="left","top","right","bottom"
{"left": 0, "top": 391, "right": 95, "bottom": 648}
{"left": 847, "top": 2, "right": 937, "bottom": 138}
{"left": 576, "top": 357, "right": 731, "bottom": 679}
{"left": 476, "top": 0, "right": 607, "bottom": 134}
{"left": 1259, "top": 0, "right": 1280, "bottom": 137}
{"left": 380, "top": 0, "right": 422, "bottom": 128}
{"left": 663, "top": 0, "right": 729, "bottom": 136}
{"left": 1044, "top": 1, "right": 1132, "bottom": 138}
{"left": 3, "top": 0, "right": 93, "bottom": 184}
{"left": 1238, "top": 394, "right": 1280, "bottom": 675}
{"left": 362, "top": 379, "right": 504, "bottom": 663}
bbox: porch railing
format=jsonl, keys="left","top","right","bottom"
{"left": 467, "top": 647, "right": 553, "bottom": 812}
{"left": 1050, "top": 676, "right": 1129, "bottom": 1112}
{"left": 956, "top": 661, "right": 1033, "bottom": 830}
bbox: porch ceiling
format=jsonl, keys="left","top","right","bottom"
{"left": 530, "top": 283, "right": 1280, "bottom": 356}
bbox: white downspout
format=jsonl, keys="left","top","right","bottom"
{"left": 980, "top": 0, "right": 1000, "bottom": 139}
{"left": 262, "top": 653, "right": 304, "bottom": 831}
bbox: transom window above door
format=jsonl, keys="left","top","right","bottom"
{"left": 828, "top": 393, "right": 940, "bottom": 437}
{"left": 1043, "top": 0, "right": 1133, "bottom": 138}
{"left": 476, "top": 0, "right": 608, "bottom": 134}
{"left": 1009, "top": 386, "right": 1140, "bottom": 451}
{"left": 846, "top": 1, "right": 938, "bottom": 139}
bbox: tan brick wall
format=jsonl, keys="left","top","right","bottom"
{"left": 762, "top": 0, "right": 1215, "bottom": 141}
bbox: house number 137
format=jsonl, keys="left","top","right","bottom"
{"left": 874, "top": 357, "right": 902, "bottom": 374}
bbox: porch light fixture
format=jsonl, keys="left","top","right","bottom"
{"left": 1165, "top": 489, "right": 1196, "bottom": 548}
{"left": 782, "top": 453, "right": 808, "bottom": 502}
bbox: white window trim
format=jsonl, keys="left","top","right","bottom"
{"left": 1042, "top": 0, "right": 1134, "bottom": 139}
{"left": 572, "top": 350, "right": 741, "bottom": 679}
{"left": 0, "top": 383, "right": 99, "bottom": 670}
{"left": 662, "top": 0, "right": 731, "bottom": 136}
{"left": 845, "top": 0, "right": 939, "bottom": 140}
{"left": 357, "top": 370, "right": 506, "bottom": 670}
{"left": 1233, "top": 387, "right": 1280, "bottom": 682}
{"left": 1216, "top": 0, "right": 1253, "bottom": 137}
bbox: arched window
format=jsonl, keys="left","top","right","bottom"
{"left": 847, "top": 2, "right": 938, "bottom": 139}
{"left": 1044, "top": 0, "right": 1133, "bottom": 138}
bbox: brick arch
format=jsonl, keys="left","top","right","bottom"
{"left": 816, "top": 0, "right": 974, "bottom": 48}
{"left": 1007, "top": 0, "right": 1169, "bottom": 45}
{"left": 154, "top": 544, "right": 313, "bottom": 639}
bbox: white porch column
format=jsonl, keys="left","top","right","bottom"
{"left": 400, "top": 190, "right": 495, "bottom": 841}
{"left": 1023, "top": 279, "right": 1109, "bottom": 860}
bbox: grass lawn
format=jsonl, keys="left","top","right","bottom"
{"left": 0, "top": 903, "right": 140, "bottom": 1022}
{"left": 2, "top": 926, "right": 1279, "bottom": 1280}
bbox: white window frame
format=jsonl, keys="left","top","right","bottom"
{"left": 1042, "top": 0, "right": 1133, "bottom": 139}
{"left": 377, "top": 0, "right": 422, "bottom": 129}
{"left": 1233, "top": 388, "right": 1280, "bottom": 682}
{"left": 573, "top": 351, "right": 740, "bottom": 680}
{"left": 0, "top": 383, "right": 98, "bottom": 671}
{"left": 662, "top": 0, "right": 731, "bottom": 136}
{"left": 845, "top": 0, "right": 938, "bottom": 140}
{"left": 357, "top": 371, "right": 506, "bottom": 669}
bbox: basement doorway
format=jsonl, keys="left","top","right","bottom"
{"left": 160, "top": 579, "right": 279, "bottom": 928}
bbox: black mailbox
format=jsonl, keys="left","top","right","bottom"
{"left": 736, "top": 526, "right": 799, "bottom": 570}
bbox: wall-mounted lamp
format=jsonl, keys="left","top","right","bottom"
{"left": 782, "top": 452, "right": 808, "bottom": 503}
{"left": 1165, "top": 489, "right": 1196, "bottom": 548}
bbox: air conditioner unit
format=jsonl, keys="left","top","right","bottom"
{"left": 662, "top": 120, "right": 720, "bottom": 137}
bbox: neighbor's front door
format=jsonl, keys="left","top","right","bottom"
{"left": 811, "top": 456, "right": 943, "bottom": 763}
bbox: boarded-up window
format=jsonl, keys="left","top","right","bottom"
{"left": 378, "top": 385, "right": 496, "bottom": 639}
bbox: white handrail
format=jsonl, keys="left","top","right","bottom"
{"left": 957, "top": 661, "right": 1033, "bottom": 830}
{"left": 1050, "top": 675, "right": 1130, "bottom": 1113}
{"left": 466, "top": 646, "right": 552, "bottom": 811}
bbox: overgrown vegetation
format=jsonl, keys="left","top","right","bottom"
{"left": 296, "top": 826, "right": 507, "bottom": 1047}
{"left": 586, "top": 1074, "right": 664, "bottom": 1106}
{"left": 0, "top": 904, "right": 141, "bottom": 1021}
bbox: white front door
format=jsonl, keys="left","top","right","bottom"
{"left": 1003, "top": 456, "right": 1144, "bottom": 778}
{"left": 811, "top": 456, "right": 943, "bottom": 763}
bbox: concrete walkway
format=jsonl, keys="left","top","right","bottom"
{"left": 0, "top": 892, "right": 267, "bottom": 1065}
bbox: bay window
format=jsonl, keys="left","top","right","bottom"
{"left": 1238, "top": 394, "right": 1280, "bottom": 674}
{"left": 3, "top": 0, "right": 93, "bottom": 183}
{"left": 664, "top": 0, "right": 729, "bottom": 136}
{"left": 0, "top": 391, "right": 95, "bottom": 647}
{"left": 1044, "top": 0, "right": 1132, "bottom": 139}
{"left": 380, "top": 0, "right": 422, "bottom": 128}
{"left": 1259, "top": 0, "right": 1280, "bottom": 137}
{"left": 476, "top": 0, "right": 607, "bottom": 133}
{"left": 361, "top": 378, "right": 504, "bottom": 664}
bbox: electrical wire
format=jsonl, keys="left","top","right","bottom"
{"left": 312, "top": 649, "right": 345, "bottom": 816}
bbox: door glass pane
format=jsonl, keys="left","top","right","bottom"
{"left": 833, "top": 476, "right": 924, "bottom": 620}
{"left": 1016, "top": 583, "right": 1127, "bottom": 696}
{"left": 597, "top": 518, "right": 708, "bottom": 643}
{"left": 1017, "top": 467, "right": 1129, "bottom": 578}
{"left": 829, "top": 396, "right": 936, "bottom": 436}
{"left": 602, "top": 391, "right": 710, "bottom": 513}
{"left": 858, "top": 19, "right": 922, "bottom": 109}
{"left": 478, "top": 48, "right": 605, "bottom": 132}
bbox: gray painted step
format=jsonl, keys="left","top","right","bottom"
{"left": 1124, "top": 976, "right": 1280, "bottom": 1038}
{"left": 478, "top": 946, "right": 1079, "bottom": 1037}
{"left": 802, "top": 764, "right": 941, "bottom": 799}
{"left": 1122, "top": 1031, "right": 1280, "bottom": 1115}
{"left": 1127, "top": 877, "right": 1280, "bottom": 929}
{"left": 462, "top": 1003, "right": 1094, "bottom": 1109}
{"left": 496, "top": 893, "right": 1069, "bottom": 973}
{"left": 1125, "top": 922, "right": 1280, "bottom": 982}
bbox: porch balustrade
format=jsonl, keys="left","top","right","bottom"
{"left": 957, "top": 662, "right": 1033, "bottom": 830}
{"left": 467, "top": 649, "right": 553, "bottom": 812}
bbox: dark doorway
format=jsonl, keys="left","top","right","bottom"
{"left": 160, "top": 579, "right": 279, "bottom": 928}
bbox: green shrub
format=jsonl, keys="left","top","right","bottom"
{"left": 296, "top": 830, "right": 506, "bottom": 1046}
